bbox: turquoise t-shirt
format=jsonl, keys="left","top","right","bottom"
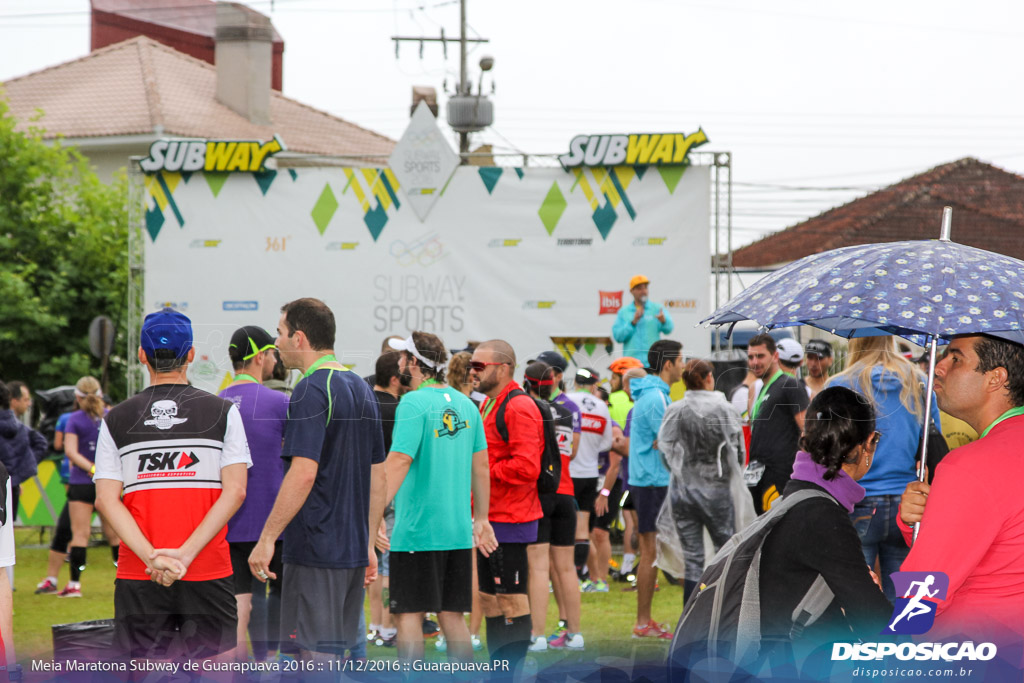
{"left": 389, "top": 385, "right": 487, "bottom": 551}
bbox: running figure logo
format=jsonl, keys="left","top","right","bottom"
{"left": 884, "top": 571, "right": 949, "bottom": 634}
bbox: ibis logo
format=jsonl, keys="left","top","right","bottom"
{"left": 140, "top": 136, "right": 286, "bottom": 173}
{"left": 599, "top": 291, "right": 623, "bottom": 315}
{"left": 559, "top": 129, "right": 708, "bottom": 168}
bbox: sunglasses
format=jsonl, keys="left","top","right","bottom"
{"left": 470, "top": 361, "right": 509, "bottom": 373}
{"left": 867, "top": 431, "right": 882, "bottom": 449}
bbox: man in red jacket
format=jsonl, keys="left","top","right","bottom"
{"left": 470, "top": 339, "right": 544, "bottom": 669}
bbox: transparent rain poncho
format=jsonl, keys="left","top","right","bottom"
{"left": 655, "top": 389, "right": 756, "bottom": 581}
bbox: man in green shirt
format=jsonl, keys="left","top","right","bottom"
{"left": 384, "top": 331, "right": 497, "bottom": 662}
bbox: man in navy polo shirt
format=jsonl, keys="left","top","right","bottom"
{"left": 249, "top": 298, "right": 386, "bottom": 662}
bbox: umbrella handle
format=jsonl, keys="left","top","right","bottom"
{"left": 912, "top": 336, "right": 941, "bottom": 544}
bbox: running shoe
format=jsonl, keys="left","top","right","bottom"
{"left": 582, "top": 580, "right": 609, "bottom": 593}
{"left": 527, "top": 635, "right": 548, "bottom": 652}
{"left": 35, "top": 578, "right": 58, "bottom": 595}
{"left": 547, "top": 620, "right": 568, "bottom": 644}
{"left": 422, "top": 618, "right": 440, "bottom": 637}
{"left": 56, "top": 584, "right": 82, "bottom": 598}
{"left": 631, "top": 620, "right": 673, "bottom": 640}
{"left": 368, "top": 630, "right": 396, "bottom": 647}
{"left": 436, "top": 636, "right": 483, "bottom": 652}
{"left": 579, "top": 579, "right": 594, "bottom": 592}
{"left": 549, "top": 632, "right": 584, "bottom": 651}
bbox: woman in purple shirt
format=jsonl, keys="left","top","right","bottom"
{"left": 60, "top": 376, "right": 119, "bottom": 598}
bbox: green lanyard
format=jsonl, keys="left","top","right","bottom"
{"left": 751, "top": 370, "right": 784, "bottom": 421}
{"left": 482, "top": 397, "right": 498, "bottom": 420}
{"left": 303, "top": 354, "right": 343, "bottom": 378}
{"left": 233, "top": 373, "right": 260, "bottom": 384}
{"left": 979, "top": 406, "right": 1024, "bottom": 439}
{"left": 418, "top": 378, "right": 440, "bottom": 390}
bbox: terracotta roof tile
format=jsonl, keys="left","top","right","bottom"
{"left": 2, "top": 36, "right": 393, "bottom": 157}
{"left": 732, "top": 158, "right": 1024, "bottom": 267}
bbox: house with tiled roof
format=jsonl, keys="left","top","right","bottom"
{"left": 1, "top": 3, "right": 393, "bottom": 180}
{"left": 732, "top": 158, "right": 1024, "bottom": 269}
{"left": 91, "top": 0, "right": 286, "bottom": 90}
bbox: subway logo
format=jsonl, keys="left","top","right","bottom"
{"left": 139, "top": 136, "right": 286, "bottom": 173}
{"left": 559, "top": 129, "right": 708, "bottom": 168}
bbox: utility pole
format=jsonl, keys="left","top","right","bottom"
{"left": 392, "top": 0, "right": 489, "bottom": 159}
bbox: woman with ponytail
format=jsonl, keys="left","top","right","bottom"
{"left": 757, "top": 386, "right": 892, "bottom": 650}
{"left": 59, "top": 377, "right": 120, "bottom": 598}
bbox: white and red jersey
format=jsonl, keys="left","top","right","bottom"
{"left": 566, "top": 391, "right": 613, "bottom": 478}
{"left": 94, "top": 384, "right": 251, "bottom": 581}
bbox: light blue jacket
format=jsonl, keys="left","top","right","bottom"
{"left": 830, "top": 368, "right": 941, "bottom": 496}
{"left": 627, "top": 375, "right": 671, "bottom": 487}
{"left": 612, "top": 301, "right": 674, "bottom": 362}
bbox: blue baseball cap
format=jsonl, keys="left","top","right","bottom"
{"left": 141, "top": 307, "right": 193, "bottom": 359}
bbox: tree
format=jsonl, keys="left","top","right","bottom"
{"left": 0, "top": 97, "right": 130, "bottom": 400}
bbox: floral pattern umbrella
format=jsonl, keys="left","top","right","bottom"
{"left": 700, "top": 208, "right": 1024, "bottom": 513}
{"left": 702, "top": 240, "right": 1024, "bottom": 345}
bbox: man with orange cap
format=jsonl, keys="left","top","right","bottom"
{"left": 612, "top": 275, "right": 674, "bottom": 362}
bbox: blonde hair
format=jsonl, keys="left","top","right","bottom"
{"left": 447, "top": 351, "right": 473, "bottom": 396}
{"left": 829, "top": 336, "right": 924, "bottom": 420}
{"left": 76, "top": 376, "right": 104, "bottom": 420}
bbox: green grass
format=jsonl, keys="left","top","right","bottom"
{"left": 12, "top": 529, "right": 680, "bottom": 667}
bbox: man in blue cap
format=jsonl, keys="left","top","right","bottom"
{"left": 95, "top": 308, "right": 252, "bottom": 661}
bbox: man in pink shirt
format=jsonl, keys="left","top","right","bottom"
{"left": 899, "top": 335, "right": 1024, "bottom": 650}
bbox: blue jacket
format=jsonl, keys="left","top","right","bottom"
{"left": 627, "top": 375, "right": 671, "bottom": 487}
{"left": 613, "top": 301, "right": 674, "bottom": 362}
{"left": 830, "top": 368, "right": 941, "bottom": 496}
{"left": 0, "top": 409, "right": 44, "bottom": 487}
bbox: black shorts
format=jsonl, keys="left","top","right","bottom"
{"left": 229, "top": 540, "right": 283, "bottom": 595}
{"left": 592, "top": 480, "right": 623, "bottom": 532}
{"left": 281, "top": 564, "right": 363, "bottom": 655}
{"left": 66, "top": 483, "right": 96, "bottom": 505}
{"left": 389, "top": 549, "right": 472, "bottom": 614}
{"left": 535, "top": 493, "right": 577, "bottom": 547}
{"left": 572, "top": 477, "right": 599, "bottom": 516}
{"left": 477, "top": 543, "right": 528, "bottom": 596}
{"left": 114, "top": 577, "right": 236, "bottom": 660}
{"left": 633, "top": 486, "right": 668, "bottom": 534}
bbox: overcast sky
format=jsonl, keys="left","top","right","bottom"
{"left": 3, "top": 0, "right": 1024, "bottom": 251}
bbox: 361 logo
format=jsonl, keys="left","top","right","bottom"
{"left": 884, "top": 571, "right": 948, "bottom": 634}
{"left": 599, "top": 290, "right": 623, "bottom": 315}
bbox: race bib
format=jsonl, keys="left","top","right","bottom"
{"left": 744, "top": 460, "right": 766, "bottom": 487}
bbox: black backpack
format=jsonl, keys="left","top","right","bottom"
{"left": 495, "top": 389, "right": 562, "bottom": 494}
{"left": 669, "top": 489, "right": 837, "bottom": 673}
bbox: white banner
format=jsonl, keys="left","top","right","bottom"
{"left": 142, "top": 162, "right": 710, "bottom": 393}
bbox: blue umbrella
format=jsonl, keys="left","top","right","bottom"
{"left": 702, "top": 224, "right": 1024, "bottom": 345}
{"left": 701, "top": 207, "right": 1024, "bottom": 533}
